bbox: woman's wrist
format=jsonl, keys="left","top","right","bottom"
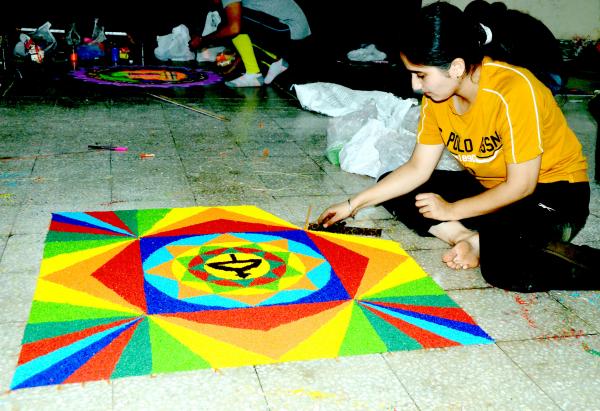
{"left": 347, "top": 197, "right": 357, "bottom": 217}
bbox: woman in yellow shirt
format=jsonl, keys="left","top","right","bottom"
{"left": 318, "top": 1, "right": 598, "bottom": 292}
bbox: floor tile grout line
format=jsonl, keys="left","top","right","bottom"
{"left": 547, "top": 292, "right": 600, "bottom": 334}
{"left": 494, "top": 332, "right": 600, "bottom": 345}
{"left": 253, "top": 366, "right": 272, "bottom": 411}
{"left": 380, "top": 353, "right": 422, "bottom": 410}
{"left": 110, "top": 380, "right": 115, "bottom": 411}
{"left": 495, "top": 342, "right": 565, "bottom": 411}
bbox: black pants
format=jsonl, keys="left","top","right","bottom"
{"left": 379, "top": 170, "right": 594, "bottom": 292}
{"left": 240, "top": 8, "right": 310, "bottom": 73}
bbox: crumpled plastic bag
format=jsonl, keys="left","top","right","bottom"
{"left": 339, "top": 105, "right": 464, "bottom": 178}
{"left": 75, "top": 18, "right": 107, "bottom": 60}
{"left": 66, "top": 22, "right": 81, "bottom": 46}
{"left": 195, "top": 11, "right": 224, "bottom": 62}
{"left": 90, "top": 18, "right": 106, "bottom": 44}
{"left": 202, "top": 10, "right": 222, "bottom": 36}
{"left": 339, "top": 118, "right": 389, "bottom": 177}
{"left": 347, "top": 44, "right": 387, "bottom": 62}
{"left": 13, "top": 22, "right": 57, "bottom": 63}
{"left": 375, "top": 104, "right": 463, "bottom": 177}
{"left": 337, "top": 103, "right": 420, "bottom": 178}
{"left": 294, "top": 82, "right": 463, "bottom": 178}
{"left": 293, "top": 82, "right": 407, "bottom": 118}
{"left": 155, "top": 24, "right": 195, "bottom": 62}
{"left": 326, "top": 101, "right": 378, "bottom": 165}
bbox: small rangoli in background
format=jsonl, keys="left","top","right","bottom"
{"left": 71, "top": 66, "right": 222, "bottom": 88}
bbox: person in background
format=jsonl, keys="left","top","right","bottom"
{"left": 318, "top": 1, "right": 599, "bottom": 292}
{"left": 463, "top": 0, "right": 566, "bottom": 94}
{"left": 190, "top": 0, "right": 311, "bottom": 87}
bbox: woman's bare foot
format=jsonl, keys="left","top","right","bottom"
{"left": 442, "top": 233, "right": 480, "bottom": 270}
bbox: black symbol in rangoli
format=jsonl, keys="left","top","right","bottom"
{"left": 206, "top": 254, "right": 262, "bottom": 279}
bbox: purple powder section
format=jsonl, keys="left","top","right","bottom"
{"left": 71, "top": 66, "right": 222, "bottom": 88}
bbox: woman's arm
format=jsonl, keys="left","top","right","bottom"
{"left": 190, "top": 2, "right": 243, "bottom": 49}
{"left": 318, "top": 143, "right": 445, "bottom": 227}
{"left": 416, "top": 155, "right": 542, "bottom": 221}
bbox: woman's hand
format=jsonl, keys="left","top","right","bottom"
{"left": 189, "top": 35, "right": 203, "bottom": 50}
{"left": 317, "top": 199, "right": 355, "bottom": 228}
{"left": 415, "top": 192, "right": 455, "bottom": 221}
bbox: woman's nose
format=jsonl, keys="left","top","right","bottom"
{"left": 411, "top": 74, "right": 423, "bottom": 92}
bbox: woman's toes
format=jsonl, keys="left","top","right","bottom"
{"left": 442, "top": 250, "right": 456, "bottom": 263}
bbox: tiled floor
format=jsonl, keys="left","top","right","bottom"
{"left": 0, "top": 72, "right": 599, "bottom": 410}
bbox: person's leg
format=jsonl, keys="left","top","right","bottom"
{"left": 379, "top": 170, "right": 487, "bottom": 269}
{"left": 477, "top": 181, "right": 598, "bottom": 292}
{"left": 231, "top": 34, "right": 260, "bottom": 74}
{"left": 264, "top": 58, "right": 288, "bottom": 84}
{"left": 239, "top": 8, "right": 296, "bottom": 84}
{"left": 378, "top": 170, "right": 486, "bottom": 236}
{"left": 225, "top": 33, "right": 264, "bottom": 87}
{"left": 429, "top": 221, "right": 481, "bottom": 269}
{"left": 379, "top": 171, "right": 599, "bottom": 290}
{"left": 246, "top": 41, "right": 288, "bottom": 84}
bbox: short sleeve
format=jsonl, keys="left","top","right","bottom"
{"left": 416, "top": 97, "right": 443, "bottom": 145}
{"left": 492, "top": 75, "right": 544, "bottom": 164}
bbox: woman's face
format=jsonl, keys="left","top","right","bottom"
{"left": 401, "top": 54, "right": 458, "bottom": 102}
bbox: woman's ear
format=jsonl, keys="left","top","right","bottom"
{"left": 449, "top": 58, "right": 466, "bottom": 79}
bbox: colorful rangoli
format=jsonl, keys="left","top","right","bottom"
{"left": 11, "top": 206, "right": 493, "bottom": 390}
{"left": 70, "top": 66, "right": 222, "bottom": 87}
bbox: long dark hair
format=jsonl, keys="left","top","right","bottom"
{"left": 403, "top": 1, "right": 565, "bottom": 92}
{"left": 401, "top": 2, "right": 485, "bottom": 74}
{"left": 464, "top": 0, "right": 565, "bottom": 92}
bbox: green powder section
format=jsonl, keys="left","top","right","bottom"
{"left": 43, "top": 238, "right": 131, "bottom": 258}
{"left": 121, "top": 208, "right": 171, "bottom": 237}
{"left": 27, "top": 301, "right": 138, "bottom": 324}
{"left": 113, "top": 210, "right": 140, "bottom": 237}
{"left": 22, "top": 317, "right": 133, "bottom": 344}
{"left": 338, "top": 303, "right": 387, "bottom": 356}
{"left": 45, "top": 231, "right": 127, "bottom": 243}
{"left": 363, "top": 277, "right": 446, "bottom": 299}
{"left": 366, "top": 294, "right": 460, "bottom": 308}
{"left": 112, "top": 318, "right": 152, "bottom": 378}
{"left": 148, "top": 318, "right": 210, "bottom": 372}
{"left": 360, "top": 305, "right": 422, "bottom": 350}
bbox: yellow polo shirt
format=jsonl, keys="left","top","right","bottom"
{"left": 417, "top": 57, "right": 588, "bottom": 188}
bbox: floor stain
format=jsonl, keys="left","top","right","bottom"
{"left": 290, "top": 388, "right": 337, "bottom": 400}
{"left": 514, "top": 294, "right": 538, "bottom": 328}
{"left": 582, "top": 342, "right": 600, "bottom": 357}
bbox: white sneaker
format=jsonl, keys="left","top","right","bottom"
{"left": 264, "top": 59, "right": 288, "bottom": 84}
{"left": 225, "top": 73, "right": 264, "bottom": 88}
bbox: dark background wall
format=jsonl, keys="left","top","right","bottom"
{"left": 0, "top": 0, "right": 422, "bottom": 96}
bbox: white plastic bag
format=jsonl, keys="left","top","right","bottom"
{"left": 90, "top": 18, "right": 106, "bottom": 44}
{"left": 375, "top": 104, "right": 420, "bottom": 177}
{"left": 294, "top": 81, "right": 462, "bottom": 178}
{"left": 347, "top": 44, "right": 387, "bottom": 62}
{"left": 154, "top": 24, "right": 195, "bottom": 62}
{"left": 66, "top": 22, "right": 81, "bottom": 46}
{"left": 326, "top": 101, "right": 377, "bottom": 165}
{"left": 202, "top": 11, "right": 222, "bottom": 36}
{"left": 13, "top": 21, "right": 57, "bottom": 63}
{"left": 32, "top": 21, "right": 57, "bottom": 53}
{"left": 339, "top": 118, "right": 389, "bottom": 177}
{"left": 294, "top": 82, "right": 407, "bottom": 117}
